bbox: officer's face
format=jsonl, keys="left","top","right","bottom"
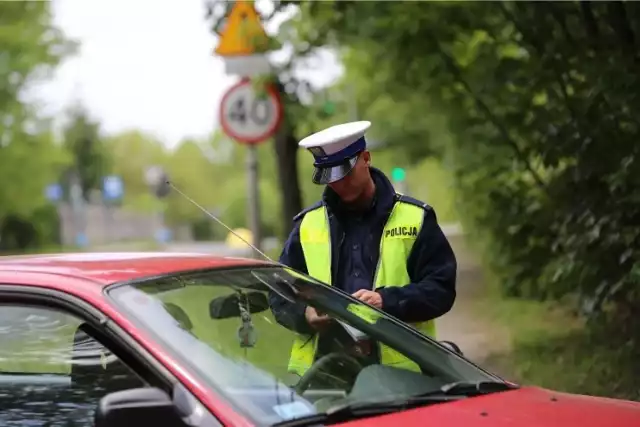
{"left": 328, "top": 152, "right": 372, "bottom": 203}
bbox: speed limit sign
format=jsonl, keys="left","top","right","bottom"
{"left": 219, "top": 79, "right": 283, "bottom": 144}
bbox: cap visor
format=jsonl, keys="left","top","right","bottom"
{"left": 312, "top": 156, "right": 358, "bottom": 185}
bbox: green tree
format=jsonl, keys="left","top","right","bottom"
{"left": 0, "top": 1, "right": 74, "bottom": 250}
{"left": 295, "top": 1, "right": 640, "bottom": 323}
{"left": 165, "top": 138, "right": 219, "bottom": 224}
{"left": 103, "top": 130, "right": 169, "bottom": 212}
{"left": 61, "top": 103, "right": 110, "bottom": 201}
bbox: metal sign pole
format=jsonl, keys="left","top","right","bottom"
{"left": 69, "top": 171, "right": 88, "bottom": 248}
{"left": 213, "top": 2, "right": 282, "bottom": 258}
{"left": 145, "top": 166, "right": 171, "bottom": 245}
{"left": 218, "top": 81, "right": 282, "bottom": 260}
{"left": 103, "top": 199, "right": 111, "bottom": 245}
{"left": 246, "top": 144, "right": 262, "bottom": 257}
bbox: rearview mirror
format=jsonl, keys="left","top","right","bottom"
{"left": 439, "top": 340, "right": 464, "bottom": 356}
{"left": 209, "top": 291, "right": 269, "bottom": 319}
{"left": 94, "top": 387, "right": 186, "bottom": 427}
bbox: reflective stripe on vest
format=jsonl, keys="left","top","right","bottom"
{"left": 288, "top": 200, "right": 437, "bottom": 376}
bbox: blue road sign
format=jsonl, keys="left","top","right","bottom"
{"left": 103, "top": 176, "right": 124, "bottom": 201}
{"left": 45, "top": 183, "right": 63, "bottom": 202}
{"left": 75, "top": 232, "right": 89, "bottom": 247}
{"left": 155, "top": 227, "right": 172, "bottom": 244}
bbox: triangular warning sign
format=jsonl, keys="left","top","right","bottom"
{"left": 214, "top": 1, "right": 271, "bottom": 57}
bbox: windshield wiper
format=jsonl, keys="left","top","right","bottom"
{"left": 272, "top": 395, "right": 464, "bottom": 427}
{"left": 421, "top": 380, "right": 519, "bottom": 398}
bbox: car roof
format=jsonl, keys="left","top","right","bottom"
{"left": 0, "top": 252, "right": 272, "bottom": 286}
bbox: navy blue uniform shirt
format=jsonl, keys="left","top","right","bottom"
{"left": 270, "top": 167, "right": 457, "bottom": 335}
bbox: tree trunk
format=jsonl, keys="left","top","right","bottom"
{"left": 274, "top": 83, "right": 303, "bottom": 239}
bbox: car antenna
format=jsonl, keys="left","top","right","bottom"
{"left": 166, "top": 180, "right": 303, "bottom": 299}
{"left": 166, "top": 180, "right": 279, "bottom": 264}
{"left": 168, "top": 181, "right": 327, "bottom": 308}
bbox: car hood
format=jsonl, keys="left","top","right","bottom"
{"left": 337, "top": 386, "right": 640, "bottom": 427}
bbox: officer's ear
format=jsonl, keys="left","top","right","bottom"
{"left": 362, "top": 151, "right": 371, "bottom": 166}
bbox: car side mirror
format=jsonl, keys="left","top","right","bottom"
{"left": 439, "top": 340, "right": 464, "bottom": 356}
{"left": 94, "top": 387, "right": 187, "bottom": 427}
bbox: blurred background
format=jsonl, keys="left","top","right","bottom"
{"left": 1, "top": 0, "right": 638, "bottom": 402}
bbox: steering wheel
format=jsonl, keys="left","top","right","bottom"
{"left": 294, "top": 352, "right": 363, "bottom": 395}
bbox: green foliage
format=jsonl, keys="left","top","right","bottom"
{"left": 105, "top": 129, "right": 288, "bottom": 239}
{"left": 478, "top": 291, "right": 639, "bottom": 402}
{"left": 298, "top": 1, "right": 640, "bottom": 325}
{"left": 404, "top": 158, "right": 458, "bottom": 224}
{"left": 165, "top": 138, "right": 218, "bottom": 224}
{"left": 104, "top": 130, "right": 169, "bottom": 212}
{"left": 322, "top": 101, "right": 336, "bottom": 116}
{"left": 62, "top": 104, "right": 111, "bottom": 201}
{"left": 0, "top": 1, "right": 74, "bottom": 251}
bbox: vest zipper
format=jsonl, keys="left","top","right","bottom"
{"left": 335, "top": 231, "right": 345, "bottom": 287}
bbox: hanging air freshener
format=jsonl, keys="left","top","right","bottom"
{"left": 237, "top": 301, "right": 257, "bottom": 348}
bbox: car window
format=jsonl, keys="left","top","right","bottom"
{"left": 109, "top": 266, "right": 497, "bottom": 426}
{"left": 0, "top": 304, "right": 146, "bottom": 426}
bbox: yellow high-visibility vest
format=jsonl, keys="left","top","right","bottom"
{"left": 287, "top": 198, "right": 436, "bottom": 376}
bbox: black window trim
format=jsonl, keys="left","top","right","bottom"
{"left": 0, "top": 284, "right": 172, "bottom": 389}
{"left": 0, "top": 283, "right": 223, "bottom": 427}
{"left": 103, "top": 263, "right": 275, "bottom": 293}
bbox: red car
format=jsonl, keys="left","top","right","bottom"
{"left": 0, "top": 252, "right": 638, "bottom": 427}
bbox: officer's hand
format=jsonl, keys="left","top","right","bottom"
{"left": 352, "top": 290, "right": 383, "bottom": 309}
{"left": 305, "top": 306, "right": 331, "bottom": 332}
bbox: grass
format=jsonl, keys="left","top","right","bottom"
{"left": 159, "top": 285, "right": 294, "bottom": 383}
{"left": 476, "top": 288, "right": 640, "bottom": 401}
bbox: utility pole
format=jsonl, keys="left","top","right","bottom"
{"left": 246, "top": 145, "right": 262, "bottom": 255}
{"left": 69, "top": 170, "right": 88, "bottom": 247}
{"left": 145, "top": 166, "right": 171, "bottom": 245}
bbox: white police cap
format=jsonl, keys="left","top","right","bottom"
{"left": 299, "top": 121, "right": 372, "bottom": 185}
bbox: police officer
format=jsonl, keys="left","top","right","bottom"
{"left": 270, "top": 121, "right": 457, "bottom": 380}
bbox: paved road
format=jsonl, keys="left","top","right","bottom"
{"left": 163, "top": 237, "right": 280, "bottom": 258}
{"left": 435, "top": 266, "right": 507, "bottom": 365}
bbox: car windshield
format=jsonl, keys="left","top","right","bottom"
{"left": 108, "top": 265, "right": 500, "bottom": 426}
